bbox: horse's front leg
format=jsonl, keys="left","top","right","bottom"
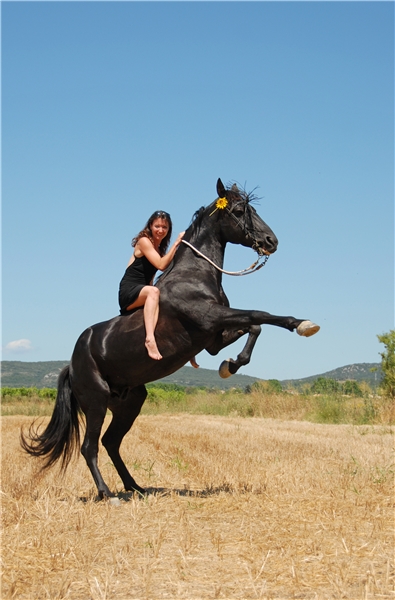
{"left": 206, "top": 305, "right": 319, "bottom": 336}
{"left": 205, "top": 325, "right": 262, "bottom": 378}
{"left": 203, "top": 306, "right": 319, "bottom": 377}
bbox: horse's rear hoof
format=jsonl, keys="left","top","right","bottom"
{"left": 297, "top": 321, "right": 320, "bottom": 337}
{"left": 108, "top": 496, "right": 122, "bottom": 506}
{"left": 128, "top": 483, "right": 146, "bottom": 496}
{"left": 219, "top": 359, "right": 236, "bottom": 379}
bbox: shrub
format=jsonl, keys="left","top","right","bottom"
{"left": 311, "top": 378, "right": 340, "bottom": 394}
{"left": 342, "top": 380, "right": 363, "bottom": 397}
{"left": 1, "top": 387, "right": 56, "bottom": 400}
{"left": 247, "top": 380, "right": 283, "bottom": 394}
{"left": 146, "top": 385, "right": 186, "bottom": 406}
{"left": 377, "top": 330, "right": 395, "bottom": 398}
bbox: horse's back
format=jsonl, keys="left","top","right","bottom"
{"left": 69, "top": 309, "right": 199, "bottom": 392}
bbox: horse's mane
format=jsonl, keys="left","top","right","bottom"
{"left": 227, "top": 183, "right": 260, "bottom": 205}
{"left": 184, "top": 206, "right": 206, "bottom": 240}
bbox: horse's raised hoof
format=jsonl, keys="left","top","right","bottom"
{"left": 296, "top": 321, "right": 320, "bottom": 337}
{"left": 219, "top": 359, "right": 237, "bottom": 379}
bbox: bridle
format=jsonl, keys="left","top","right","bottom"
{"left": 181, "top": 198, "right": 270, "bottom": 276}
{"left": 226, "top": 199, "right": 266, "bottom": 256}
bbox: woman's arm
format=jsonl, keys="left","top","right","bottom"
{"left": 137, "top": 233, "right": 185, "bottom": 271}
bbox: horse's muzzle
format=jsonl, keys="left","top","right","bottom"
{"left": 255, "top": 245, "right": 272, "bottom": 256}
{"left": 256, "top": 240, "right": 278, "bottom": 256}
{"left": 261, "top": 234, "right": 278, "bottom": 255}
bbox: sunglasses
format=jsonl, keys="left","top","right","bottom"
{"left": 153, "top": 211, "right": 170, "bottom": 219}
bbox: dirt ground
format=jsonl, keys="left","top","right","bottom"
{"left": 2, "top": 414, "right": 394, "bottom": 599}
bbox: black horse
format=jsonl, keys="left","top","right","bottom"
{"left": 21, "top": 179, "right": 319, "bottom": 499}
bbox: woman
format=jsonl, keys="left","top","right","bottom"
{"left": 118, "top": 210, "right": 185, "bottom": 361}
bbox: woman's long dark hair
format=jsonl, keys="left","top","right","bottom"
{"left": 132, "top": 211, "right": 173, "bottom": 256}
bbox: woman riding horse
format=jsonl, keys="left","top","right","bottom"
{"left": 118, "top": 210, "right": 185, "bottom": 360}
{"left": 21, "top": 179, "right": 320, "bottom": 499}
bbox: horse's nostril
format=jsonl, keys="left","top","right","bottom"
{"left": 266, "top": 236, "right": 278, "bottom": 250}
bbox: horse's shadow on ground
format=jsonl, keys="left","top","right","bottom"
{"left": 79, "top": 484, "right": 247, "bottom": 503}
{"left": 119, "top": 486, "right": 236, "bottom": 500}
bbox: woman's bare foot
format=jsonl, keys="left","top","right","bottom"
{"left": 190, "top": 356, "right": 199, "bottom": 368}
{"left": 145, "top": 337, "right": 162, "bottom": 360}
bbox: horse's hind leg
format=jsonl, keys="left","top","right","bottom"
{"left": 220, "top": 325, "right": 262, "bottom": 377}
{"left": 80, "top": 394, "right": 114, "bottom": 499}
{"left": 102, "top": 385, "right": 147, "bottom": 495}
{"left": 206, "top": 325, "right": 262, "bottom": 378}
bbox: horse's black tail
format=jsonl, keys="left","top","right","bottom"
{"left": 20, "top": 366, "right": 82, "bottom": 471}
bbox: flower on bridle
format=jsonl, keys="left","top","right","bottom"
{"left": 209, "top": 197, "right": 228, "bottom": 216}
{"left": 216, "top": 197, "right": 228, "bottom": 209}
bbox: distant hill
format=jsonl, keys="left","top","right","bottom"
{"left": 1, "top": 361, "right": 70, "bottom": 388}
{"left": 0, "top": 361, "right": 258, "bottom": 390}
{"left": 282, "top": 363, "right": 382, "bottom": 389}
{"left": 1, "top": 360, "right": 382, "bottom": 390}
{"left": 157, "top": 365, "right": 258, "bottom": 389}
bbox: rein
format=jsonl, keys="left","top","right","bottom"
{"left": 181, "top": 239, "right": 269, "bottom": 276}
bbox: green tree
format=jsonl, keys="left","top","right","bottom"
{"left": 341, "top": 380, "right": 363, "bottom": 397}
{"left": 377, "top": 330, "right": 395, "bottom": 398}
{"left": 247, "top": 379, "right": 283, "bottom": 394}
{"left": 267, "top": 379, "right": 283, "bottom": 393}
{"left": 311, "top": 377, "right": 340, "bottom": 394}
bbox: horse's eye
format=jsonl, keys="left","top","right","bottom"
{"left": 233, "top": 205, "right": 245, "bottom": 216}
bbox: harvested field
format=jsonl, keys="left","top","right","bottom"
{"left": 2, "top": 414, "right": 394, "bottom": 599}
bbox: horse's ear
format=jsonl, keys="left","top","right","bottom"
{"left": 217, "top": 178, "right": 226, "bottom": 198}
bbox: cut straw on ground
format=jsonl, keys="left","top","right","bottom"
{"left": 2, "top": 415, "right": 394, "bottom": 599}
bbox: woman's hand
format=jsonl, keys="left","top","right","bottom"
{"left": 175, "top": 231, "right": 185, "bottom": 247}
{"left": 137, "top": 231, "right": 185, "bottom": 271}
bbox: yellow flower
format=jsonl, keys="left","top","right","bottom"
{"left": 209, "top": 196, "right": 229, "bottom": 216}
{"left": 216, "top": 197, "right": 228, "bottom": 210}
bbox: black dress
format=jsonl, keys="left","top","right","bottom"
{"left": 118, "top": 255, "right": 157, "bottom": 315}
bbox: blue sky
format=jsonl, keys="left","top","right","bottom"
{"left": 2, "top": 1, "right": 394, "bottom": 380}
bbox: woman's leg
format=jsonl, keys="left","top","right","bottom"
{"left": 142, "top": 288, "right": 162, "bottom": 360}
{"left": 126, "top": 286, "right": 162, "bottom": 360}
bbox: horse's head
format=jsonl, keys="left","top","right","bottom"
{"left": 213, "top": 178, "right": 278, "bottom": 255}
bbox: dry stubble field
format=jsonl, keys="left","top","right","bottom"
{"left": 2, "top": 414, "right": 394, "bottom": 599}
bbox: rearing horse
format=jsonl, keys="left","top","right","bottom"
{"left": 21, "top": 179, "right": 319, "bottom": 498}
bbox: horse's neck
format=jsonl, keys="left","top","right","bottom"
{"left": 183, "top": 226, "right": 225, "bottom": 268}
